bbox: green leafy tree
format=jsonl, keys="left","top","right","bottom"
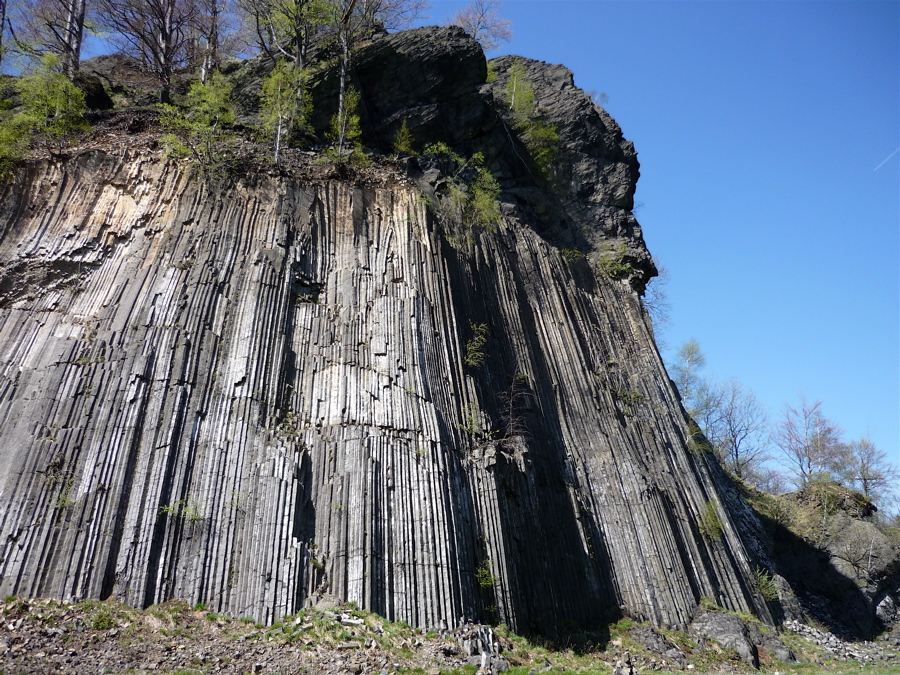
{"left": 670, "top": 338, "right": 708, "bottom": 418}
{"left": 391, "top": 118, "right": 415, "bottom": 156}
{"left": 239, "top": 0, "right": 328, "bottom": 66}
{"left": 260, "top": 58, "right": 310, "bottom": 165}
{"left": 422, "top": 145, "right": 501, "bottom": 241}
{"left": 241, "top": 0, "right": 426, "bottom": 68}
{"left": 503, "top": 59, "right": 557, "bottom": 178}
{"left": 19, "top": 70, "right": 85, "bottom": 135}
{"left": 505, "top": 60, "right": 534, "bottom": 123}
{"left": 0, "top": 59, "right": 87, "bottom": 176}
{"left": 466, "top": 159, "right": 501, "bottom": 231}
{"left": 0, "top": 117, "right": 27, "bottom": 176}
{"left": 160, "top": 70, "right": 235, "bottom": 178}
{"left": 329, "top": 0, "right": 356, "bottom": 140}
{"left": 326, "top": 85, "right": 365, "bottom": 164}
{"left": 326, "top": 0, "right": 429, "bottom": 161}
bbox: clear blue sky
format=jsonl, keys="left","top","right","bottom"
{"left": 426, "top": 0, "right": 900, "bottom": 470}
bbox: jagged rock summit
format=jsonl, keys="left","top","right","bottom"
{"left": 0, "top": 26, "right": 773, "bottom": 637}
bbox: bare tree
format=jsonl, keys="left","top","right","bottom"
{"left": 832, "top": 518, "right": 890, "bottom": 580}
{"left": 774, "top": 396, "right": 844, "bottom": 488}
{"left": 642, "top": 260, "right": 670, "bottom": 350}
{"left": 749, "top": 466, "right": 789, "bottom": 495}
{"left": 448, "top": 0, "right": 510, "bottom": 51}
{"left": 7, "top": 0, "right": 87, "bottom": 77}
{"left": 189, "top": 0, "right": 241, "bottom": 81}
{"left": 498, "top": 372, "right": 531, "bottom": 441}
{"left": 93, "top": 0, "right": 196, "bottom": 102}
{"left": 357, "top": 0, "right": 428, "bottom": 31}
{"left": 238, "top": 0, "right": 323, "bottom": 66}
{"left": 708, "top": 378, "right": 770, "bottom": 481}
{"left": 840, "top": 435, "right": 898, "bottom": 500}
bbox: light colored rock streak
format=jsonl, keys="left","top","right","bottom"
{"left": 0, "top": 151, "right": 768, "bottom": 632}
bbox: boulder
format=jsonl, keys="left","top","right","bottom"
{"left": 73, "top": 71, "right": 114, "bottom": 110}
{"left": 690, "top": 610, "right": 759, "bottom": 669}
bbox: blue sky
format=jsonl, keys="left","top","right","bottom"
{"left": 426, "top": 0, "right": 899, "bottom": 473}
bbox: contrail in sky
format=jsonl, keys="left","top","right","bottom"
{"left": 873, "top": 146, "right": 900, "bottom": 171}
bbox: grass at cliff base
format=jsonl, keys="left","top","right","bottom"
{"left": 1, "top": 597, "right": 898, "bottom": 675}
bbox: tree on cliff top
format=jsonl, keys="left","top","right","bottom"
{"left": 189, "top": 0, "right": 244, "bottom": 82}
{"left": 502, "top": 59, "right": 558, "bottom": 178}
{"left": 261, "top": 58, "right": 310, "bottom": 165}
{"left": 839, "top": 435, "right": 898, "bottom": 502}
{"left": 160, "top": 69, "right": 235, "bottom": 179}
{"left": 238, "top": 0, "right": 325, "bottom": 67}
{"left": 449, "top": 0, "right": 510, "bottom": 51}
{"left": 93, "top": 0, "right": 195, "bottom": 102}
{"left": 356, "top": 0, "right": 427, "bottom": 30}
{"left": 0, "top": 57, "right": 87, "bottom": 175}
{"left": 3, "top": 0, "right": 88, "bottom": 77}
{"left": 774, "top": 396, "right": 844, "bottom": 489}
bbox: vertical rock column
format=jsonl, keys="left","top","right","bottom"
{"left": 0, "top": 153, "right": 769, "bottom": 633}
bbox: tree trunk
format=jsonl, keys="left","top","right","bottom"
{"left": 336, "top": 27, "right": 349, "bottom": 156}
{"left": 0, "top": 0, "right": 7, "bottom": 72}
{"left": 200, "top": 0, "right": 220, "bottom": 83}
{"left": 334, "top": 0, "right": 358, "bottom": 157}
{"left": 157, "top": 0, "right": 175, "bottom": 102}
{"left": 62, "top": 0, "right": 87, "bottom": 78}
{"left": 274, "top": 116, "right": 283, "bottom": 166}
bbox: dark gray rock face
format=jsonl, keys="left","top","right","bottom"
{"left": 0, "top": 28, "right": 773, "bottom": 636}
{"left": 80, "top": 54, "right": 151, "bottom": 105}
{"left": 487, "top": 55, "right": 638, "bottom": 210}
{"left": 227, "top": 28, "right": 655, "bottom": 292}
{"left": 484, "top": 55, "right": 653, "bottom": 292}
{"left": 228, "top": 26, "right": 492, "bottom": 152}
{"left": 311, "top": 26, "right": 491, "bottom": 149}
{"left": 73, "top": 72, "right": 114, "bottom": 111}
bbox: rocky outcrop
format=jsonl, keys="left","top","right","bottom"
{"left": 690, "top": 609, "right": 797, "bottom": 669}
{"left": 0, "top": 27, "right": 773, "bottom": 635}
{"left": 483, "top": 55, "right": 654, "bottom": 292}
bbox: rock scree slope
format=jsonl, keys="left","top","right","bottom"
{"left": 0, "top": 27, "right": 775, "bottom": 636}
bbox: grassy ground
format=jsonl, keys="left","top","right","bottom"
{"left": 5, "top": 596, "right": 898, "bottom": 675}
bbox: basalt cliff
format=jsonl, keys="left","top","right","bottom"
{"left": 0, "top": 27, "right": 887, "bottom": 641}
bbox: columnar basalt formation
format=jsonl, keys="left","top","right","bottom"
{"left": 0, "top": 27, "right": 774, "bottom": 636}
